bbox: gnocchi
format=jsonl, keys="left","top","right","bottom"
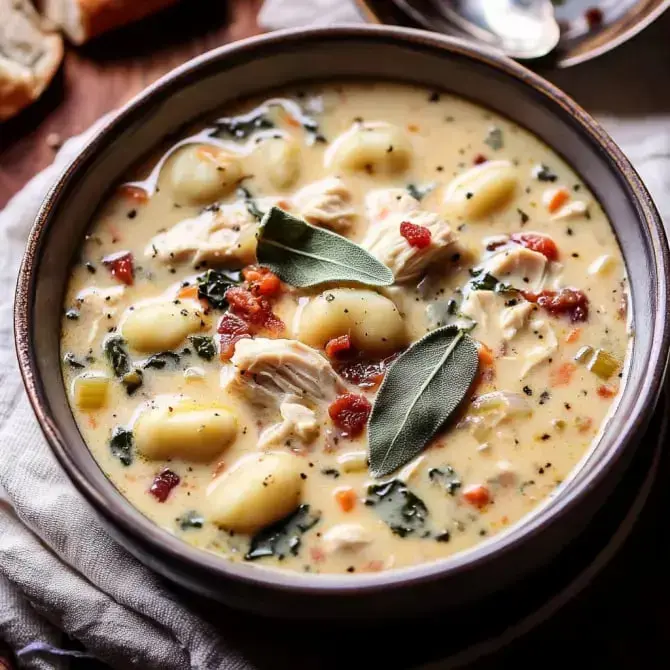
{"left": 134, "top": 402, "right": 237, "bottom": 461}
{"left": 120, "top": 300, "right": 204, "bottom": 352}
{"left": 207, "top": 452, "right": 304, "bottom": 532}
{"left": 297, "top": 288, "right": 406, "bottom": 356}
{"left": 257, "top": 137, "right": 302, "bottom": 190}
{"left": 443, "top": 160, "right": 518, "bottom": 219}
{"left": 325, "top": 122, "right": 412, "bottom": 174}
{"left": 170, "top": 144, "right": 243, "bottom": 204}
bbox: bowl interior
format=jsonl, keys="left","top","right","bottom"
{"left": 17, "top": 27, "right": 669, "bottom": 590}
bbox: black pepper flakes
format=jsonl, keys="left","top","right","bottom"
{"left": 523, "top": 386, "right": 533, "bottom": 396}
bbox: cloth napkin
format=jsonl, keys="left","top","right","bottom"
{"left": 1, "top": 1, "right": 669, "bottom": 668}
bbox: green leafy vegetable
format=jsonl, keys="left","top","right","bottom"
{"left": 196, "top": 269, "right": 242, "bottom": 309}
{"left": 143, "top": 351, "right": 181, "bottom": 370}
{"left": 484, "top": 126, "right": 504, "bottom": 150}
{"left": 406, "top": 182, "right": 435, "bottom": 201}
{"left": 368, "top": 326, "right": 479, "bottom": 477}
{"left": 121, "top": 369, "right": 143, "bottom": 395}
{"left": 468, "top": 271, "right": 517, "bottom": 295}
{"left": 236, "top": 186, "right": 265, "bottom": 222}
{"left": 178, "top": 511, "right": 205, "bottom": 530}
{"left": 189, "top": 335, "right": 216, "bottom": 361}
{"left": 213, "top": 109, "right": 274, "bottom": 139}
{"left": 364, "top": 480, "right": 428, "bottom": 537}
{"left": 245, "top": 504, "right": 320, "bottom": 561}
{"left": 533, "top": 164, "right": 557, "bottom": 182}
{"left": 104, "top": 337, "right": 130, "bottom": 377}
{"left": 257, "top": 207, "right": 394, "bottom": 288}
{"left": 428, "top": 466, "right": 462, "bottom": 496}
{"left": 110, "top": 427, "right": 134, "bottom": 466}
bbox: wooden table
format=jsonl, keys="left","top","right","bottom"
{"left": 1, "top": 2, "right": 668, "bottom": 668}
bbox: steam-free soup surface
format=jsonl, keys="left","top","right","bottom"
{"left": 61, "top": 82, "right": 629, "bottom": 574}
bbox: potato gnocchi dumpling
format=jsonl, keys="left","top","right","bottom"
{"left": 170, "top": 144, "right": 243, "bottom": 204}
{"left": 120, "top": 300, "right": 205, "bottom": 352}
{"left": 443, "top": 160, "right": 518, "bottom": 219}
{"left": 325, "top": 122, "right": 412, "bottom": 174}
{"left": 298, "top": 288, "right": 406, "bottom": 356}
{"left": 61, "top": 82, "right": 628, "bottom": 577}
{"left": 206, "top": 452, "right": 304, "bottom": 533}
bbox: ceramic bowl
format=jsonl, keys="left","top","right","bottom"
{"left": 14, "top": 26, "right": 670, "bottom": 619}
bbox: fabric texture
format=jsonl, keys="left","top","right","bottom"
{"left": 1, "top": 0, "right": 669, "bottom": 667}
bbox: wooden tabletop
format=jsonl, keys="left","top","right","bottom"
{"left": 0, "top": 2, "right": 668, "bottom": 668}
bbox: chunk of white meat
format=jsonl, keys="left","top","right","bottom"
{"left": 520, "top": 318, "right": 558, "bottom": 378}
{"left": 483, "top": 246, "right": 547, "bottom": 291}
{"left": 500, "top": 301, "right": 535, "bottom": 341}
{"left": 225, "top": 338, "right": 342, "bottom": 406}
{"left": 145, "top": 200, "right": 273, "bottom": 267}
{"left": 362, "top": 188, "right": 458, "bottom": 282}
{"left": 321, "top": 524, "right": 372, "bottom": 554}
{"left": 258, "top": 402, "right": 320, "bottom": 449}
{"left": 457, "top": 290, "right": 498, "bottom": 331}
{"left": 75, "top": 285, "right": 126, "bottom": 345}
{"left": 292, "top": 177, "right": 356, "bottom": 232}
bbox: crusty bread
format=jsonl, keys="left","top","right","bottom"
{"left": 40, "top": 0, "right": 180, "bottom": 44}
{"left": 0, "top": 0, "right": 64, "bottom": 121}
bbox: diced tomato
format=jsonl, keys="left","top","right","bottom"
{"left": 328, "top": 393, "right": 372, "bottom": 437}
{"left": 473, "top": 153, "right": 488, "bottom": 165}
{"left": 597, "top": 385, "right": 617, "bottom": 399}
{"left": 576, "top": 416, "right": 593, "bottom": 433}
{"left": 400, "top": 221, "right": 432, "bottom": 249}
{"left": 550, "top": 362, "right": 577, "bottom": 387}
{"left": 117, "top": 184, "right": 148, "bottom": 203}
{"left": 462, "top": 484, "right": 491, "bottom": 509}
{"left": 511, "top": 232, "right": 559, "bottom": 261}
{"left": 585, "top": 7, "right": 603, "bottom": 29}
{"left": 102, "top": 251, "right": 134, "bottom": 285}
{"left": 225, "top": 286, "right": 285, "bottom": 333}
{"left": 522, "top": 288, "right": 589, "bottom": 323}
{"left": 334, "top": 487, "right": 357, "bottom": 512}
{"left": 242, "top": 265, "right": 281, "bottom": 298}
{"left": 477, "top": 342, "right": 495, "bottom": 367}
{"left": 325, "top": 334, "right": 353, "bottom": 360}
{"left": 149, "top": 468, "right": 180, "bottom": 502}
{"left": 217, "top": 312, "right": 251, "bottom": 360}
{"left": 337, "top": 354, "right": 397, "bottom": 389}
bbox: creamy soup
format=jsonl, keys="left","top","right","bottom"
{"left": 60, "top": 82, "right": 629, "bottom": 575}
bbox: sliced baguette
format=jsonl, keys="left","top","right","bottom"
{"left": 0, "top": 0, "right": 63, "bottom": 121}
{"left": 40, "top": 0, "right": 180, "bottom": 44}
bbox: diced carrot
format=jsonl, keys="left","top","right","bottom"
{"left": 597, "top": 385, "right": 617, "bottom": 399}
{"left": 477, "top": 342, "right": 495, "bottom": 367}
{"left": 463, "top": 484, "right": 491, "bottom": 509}
{"left": 178, "top": 285, "right": 199, "bottom": 300}
{"left": 566, "top": 327, "right": 582, "bottom": 344}
{"left": 334, "top": 487, "right": 357, "bottom": 512}
{"left": 407, "top": 123, "right": 420, "bottom": 133}
{"left": 576, "top": 416, "right": 593, "bottom": 433}
{"left": 547, "top": 187, "right": 570, "bottom": 213}
{"left": 550, "top": 362, "right": 576, "bottom": 387}
{"left": 117, "top": 184, "right": 148, "bottom": 203}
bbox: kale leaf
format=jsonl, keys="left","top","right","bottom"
{"left": 143, "top": 351, "right": 182, "bottom": 370}
{"left": 364, "top": 480, "right": 428, "bottom": 538}
{"left": 189, "top": 335, "right": 216, "bottom": 361}
{"left": 110, "top": 427, "right": 134, "bottom": 466}
{"left": 428, "top": 466, "right": 462, "bottom": 496}
{"left": 104, "top": 336, "right": 130, "bottom": 377}
{"left": 196, "top": 269, "right": 242, "bottom": 310}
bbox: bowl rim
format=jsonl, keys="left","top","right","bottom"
{"left": 14, "top": 24, "right": 670, "bottom": 594}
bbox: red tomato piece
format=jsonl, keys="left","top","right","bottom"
{"left": 511, "top": 232, "right": 559, "bottom": 261}
{"left": 400, "top": 221, "right": 432, "bottom": 249}
{"left": 242, "top": 265, "right": 282, "bottom": 298}
{"left": 597, "top": 385, "right": 617, "bottom": 399}
{"left": 473, "top": 153, "right": 488, "bottom": 165}
{"left": 522, "top": 288, "right": 589, "bottom": 323}
{"left": 102, "top": 251, "right": 134, "bottom": 285}
{"left": 328, "top": 393, "right": 372, "bottom": 437}
{"left": 225, "top": 286, "right": 285, "bottom": 333}
{"left": 217, "top": 312, "right": 252, "bottom": 360}
{"left": 585, "top": 7, "right": 603, "bottom": 29}
{"left": 325, "top": 334, "right": 353, "bottom": 359}
{"left": 336, "top": 354, "right": 397, "bottom": 389}
{"left": 149, "top": 468, "right": 180, "bottom": 502}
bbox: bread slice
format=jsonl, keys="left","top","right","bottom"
{"left": 0, "top": 0, "right": 64, "bottom": 121}
{"left": 40, "top": 0, "right": 180, "bottom": 45}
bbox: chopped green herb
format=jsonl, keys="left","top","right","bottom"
{"left": 237, "top": 186, "right": 265, "bottom": 222}
{"left": 364, "top": 480, "right": 428, "bottom": 537}
{"left": 121, "top": 369, "right": 143, "bottom": 395}
{"left": 143, "top": 352, "right": 181, "bottom": 370}
{"left": 320, "top": 468, "right": 340, "bottom": 479}
{"left": 245, "top": 505, "right": 320, "bottom": 560}
{"left": 406, "top": 182, "right": 435, "bottom": 201}
{"left": 517, "top": 208, "right": 529, "bottom": 224}
{"left": 189, "top": 335, "right": 216, "bottom": 361}
{"left": 534, "top": 164, "right": 558, "bottom": 182}
{"left": 428, "top": 466, "right": 462, "bottom": 496}
{"left": 196, "top": 269, "right": 242, "bottom": 310}
{"left": 104, "top": 336, "right": 130, "bottom": 377}
{"left": 468, "top": 271, "right": 517, "bottom": 294}
{"left": 484, "top": 126, "right": 504, "bottom": 151}
{"left": 110, "top": 427, "right": 134, "bottom": 466}
{"left": 178, "top": 511, "right": 205, "bottom": 530}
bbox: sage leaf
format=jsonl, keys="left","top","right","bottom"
{"left": 368, "top": 326, "right": 479, "bottom": 477}
{"left": 256, "top": 207, "right": 394, "bottom": 288}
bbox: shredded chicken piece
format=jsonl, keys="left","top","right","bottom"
{"left": 225, "top": 338, "right": 342, "bottom": 405}
{"left": 484, "top": 245, "right": 547, "bottom": 291}
{"left": 457, "top": 290, "right": 498, "bottom": 331}
{"left": 321, "top": 524, "right": 372, "bottom": 554}
{"left": 520, "top": 318, "right": 558, "bottom": 378}
{"left": 292, "top": 177, "right": 356, "bottom": 232}
{"left": 257, "top": 401, "right": 320, "bottom": 448}
{"left": 75, "top": 285, "right": 126, "bottom": 344}
{"left": 500, "top": 301, "right": 535, "bottom": 341}
{"left": 361, "top": 188, "right": 458, "bottom": 282}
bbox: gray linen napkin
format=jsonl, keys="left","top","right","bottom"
{"left": 1, "top": 2, "right": 669, "bottom": 667}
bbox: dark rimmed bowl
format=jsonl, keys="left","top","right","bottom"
{"left": 14, "top": 25, "right": 670, "bottom": 619}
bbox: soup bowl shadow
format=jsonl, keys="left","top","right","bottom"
{"left": 13, "top": 26, "right": 670, "bottom": 619}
